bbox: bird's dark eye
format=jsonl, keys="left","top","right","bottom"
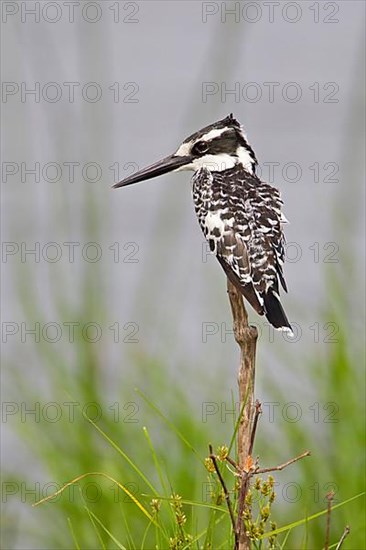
{"left": 192, "top": 141, "right": 209, "bottom": 155}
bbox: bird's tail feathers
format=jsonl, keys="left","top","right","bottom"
{"left": 263, "top": 291, "right": 293, "bottom": 336}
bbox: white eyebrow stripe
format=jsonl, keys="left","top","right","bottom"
{"left": 174, "top": 140, "right": 193, "bottom": 157}
{"left": 201, "top": 127, "right": 230, "bottom": 141}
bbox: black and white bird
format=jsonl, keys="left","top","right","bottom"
{"left": 114, "top": 114, "right": 292, "bottom": 334}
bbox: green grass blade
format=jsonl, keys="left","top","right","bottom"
{"left": 82, "top": 502, "right": 106, "bottom": 549}
{"left": 67, "top": 517, "right": 81, "bottom": 550}
{"left": 34, "top": 472, "right": 163, "bottom": 532}
{"left": 140, "top": 518, "right": 153, "bottom": 549}
{"left": 227, "top": 387, "right": 250, "bottom": 455}
{"left": 86, "top": 509, "right": 127, "bottom": 550}
{"left": 82, "top": 411, "right": 158, "bottom": 495}
{"left": 136, "top": 389, "right": 202, "bottom": 462}
{"left": 280, "top": 528, "right": 292, "bottom": 549}
{"left": 260, "top": 492, "right": 365, "bottom": 539}
{"left": 121, "top": 510, "right": 136, "bottom": 550}
{"left": 142, "top": 427, "right": 176, "bottom": 529}
{"left": 183, "top": 512, "right": 227, "bottom": 549}
{"left": 142, "top": 426, "right": 168, "bottom": 496}
{"left": 141, "top": 494, "right": 229, "bottom": 514}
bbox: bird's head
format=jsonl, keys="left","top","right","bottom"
{"left": 113, "top": 114, "right": 257, "bottom": 189}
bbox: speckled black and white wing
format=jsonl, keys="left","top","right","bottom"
{"left": 192, "top": 166, "right": 292, "bottom": 332}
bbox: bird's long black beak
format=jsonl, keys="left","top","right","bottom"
{"left": 113, "top": 154, "right": 191, "bottom": 189}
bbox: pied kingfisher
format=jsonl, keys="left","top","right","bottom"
{"left": 114, "top": 114, "right": 292, "bottom": 333}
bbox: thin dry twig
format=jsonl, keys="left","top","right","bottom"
{"left": 255, "top": 451, "right": 311, "bottom": 475}
{"left": 248, "top": 400, "right": 262, "bottom": 457}
{"left": 335, "top": 526, "right": 350, "bottom": 550}
{"left": 209, "top": 444, "right": 238, "bottom": 548}
{"left": 324, "top": 491, "right": 335, "bottom": 550}
{"left": 225, "top": 455, "right": 239, "bottom": 471}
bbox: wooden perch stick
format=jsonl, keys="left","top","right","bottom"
{"left": 226, "top": 279, "right": 310, "bottom": 550}
{"left": 227, "top": 280, "right": 258, "bottom": 466}
{"left": 227, "top": 279, "right": 258, "bottom": 550}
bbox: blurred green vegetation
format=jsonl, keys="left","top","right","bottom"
{"left": 2, "top": 181, "right": 365, "bottom": 549}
